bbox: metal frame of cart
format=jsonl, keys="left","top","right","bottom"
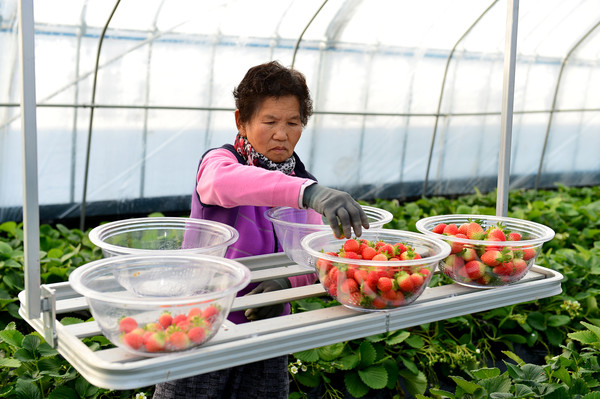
{"left": 16, "top": 0, "right": 562, "bottom": 391}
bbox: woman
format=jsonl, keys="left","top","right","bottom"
{"left": 153, "top": 61, "right": 369, "bottom": 399}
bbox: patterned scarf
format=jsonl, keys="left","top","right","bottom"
{"left": 234, "top": 133, "right": 296, "bottom": 175}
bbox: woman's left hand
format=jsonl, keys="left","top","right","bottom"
{"left": 243, "top": 279, "right": 291, "bottom": 320}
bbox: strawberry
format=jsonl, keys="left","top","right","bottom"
{"left": 145, "top": 332, "right": 166, "bottom": 352}
{"left": 464, "top": 260, "right": 485, "bottom": 280}
{"left": 187, "top": 326, "right": 206, "bottom": 344}
{"left": 393, "top": 242, "right": 407, "bottom": 256}
{"left": 409, "top": 273, "right": 425, "bottom": 289}
{"left": 399, "top": 248, "right": 421, "bottom": 260}
{"left": 316, "top": 258, "right": 332, "bottom": 276}
{"left": 343, "top": 239, "right": 360, "bottom": 253}
{"left": 493, "top": 262, "right": 513, "bottom": 276}
{"left": 372, "top": 253, "right": 388, "bottom": 261}
{"left": 457, "top": 223, "right": 469, "bottom": 235}
{"left": 187, "top": 308, "right": 203, "bottom": 319}
{"left": 377, "top": 277, "right": 393, "bottom": 292}
{"left": 346, "top": 292, "right": 364, "bottom": 307}
{"left": 396, "top": 272, "right": 414, "bottom": 292}
{"left": 340, "top": 279, "right": 359, "bottom": 294}
{"left": 144, "top": 322, "right": 163, "bottom": 332}
{"left": 459, "top": 247, "right": 477, "bottom": 262}
{"left": 418, "top": 268, "right": 431, "bottom": 277}
{"left": 202, "top": 305, "right": 220, "bottom": 321}
{"left": 487, "top": 227, "right": 506, "bottom": 241}
{"left": 371, "top": 297, "right": 387, "bottom": 309}
{"left": 444, "top": 254, "right": 465, "bottom": 271}
{"left": 354, "top": 269, "right": 369, "bottom": 285}
{"left": 342, "top": 251, "right": 360, "bottom": 259}
{"left": 328, "top": 282, "right": 338, "bottom": 297}
{"left": 158, "top": 312, "right": 173, "bottom": 329}
{"left": 361, "top": 246, "right": 377, "bottom": 260}
{"left": 168, "top": 331, "right": 190, "bottom": 350}
{"left": 388, "top": 291, "right": 405, "bottom": 307}
{"left": 480, "top": 250, "right": 503, "bottom": 267}
{"left": 521, "top": 247, "right": 537, "bottom": 260}
{"left": 512, "top": 258, "right": 528, "bottom": 275}
{"left": 432, "top": 223, "right": 447, "bottom": 234}
{"left": 377, "top": 244, "right": 395, "bottom": 258}
{"left": 466, "top": 222, "right": 485, "bottom": 240}
{"left": 172, "top": 314, "right": 187, "bottom": 326}
{"left": 450, "top": 233, "right": 467, "bottom": 254}
{"left": 508, "top": 232, "right": 522, "bottom": 241}
{"left": 118, "top": 317, "right": 138, "bottom": 334}
{"left": 327, "top": 267, "right": 340, "bottom": 284}
{"left": 123, "top": 330, "right": 145, "bottom": 350}
{"left": 443, "top": 223, "right": 459, "bottom": 236}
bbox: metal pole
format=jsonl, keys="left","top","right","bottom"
{"left": 496, "top": 0, "right": 519, "bottom": 217}
{"left": 18, "top": 0, "right": 41, "bottom": 319}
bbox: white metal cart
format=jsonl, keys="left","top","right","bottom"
{"left": 16, "top": 0, "right": 564, "bottom": 391}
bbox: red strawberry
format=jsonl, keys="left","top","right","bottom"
{"left": 443, "top": 223, "right": 459, "bottom": 236}
{"left": 396, "top": 272, "right": 414, "bottom": 292}
{"left": 168, "top": 331, "right": 190, "bottom": 350}
{"left": 393, "top": 243, "right": 407, "bottom": 255}
{"left": 512, "top": 258, "right": 528, "bottom": 275}
{"left": 377, "top": 244, "right": 395, "bottom": 258}
{"left": 432, "top": 223, "right": 447, "bottom": 234}
{"left": 145, "top": 332, "right": 166, "bottom": 352}
{"left": 508, "top": 232, "right": 522, "bottom": 241}
{"left": 371, "top": 297, "right": 387, "bottom": 309}
{"left": 521, "top": 247, "right": 537, "bottom": 260}
{"left": 342, "top": 251, "right": 360, "bottom": 259}
{"left": 372, "top": 253, "right": 388, "bottom": 261}
{"left": 480, "top": 250, "right": 503, "bottom": 267}
{"left": 340, "top": 279, "right": 359, "bottom": 294}
{"left": 202, "top": 305, "right": 220, "bottom": 321}
{"left": 375, "top": 241, "right": 386, "bottom": 249}
{"left": 450, "top": 233, "right": 467, "bottom": 254}
{"left": 464, "top": 260, "right": 485, "bottom": 279}
{"left": 343, "top": 239, "right": 360, "bottom": 253}
{"left": 409, "top": 273, "right": 425, "bottom": 289}
{"left": 444, "top": 254, "right": 465, "bottom": 271}
{"left": 158, "top": 312, "right": 173, "bottom": 329}
{"left": 487, "top": 228, "right": 506, "bottom": 241}
{"left": 389, "top": 291, "right": 405, "bottom": 306}
{"left": 346, "top": 292, "right": 364, "bottom": 307}
{"left": 118, "top": 317, "right": 138, "bottom": 334}
{"left": 377, "top": 277, "right": 393, "bottom": 292}
{"left": 457, "top": 223, "right": 469, "bottom": 235}
{"left": 381, "top": 288, "right": 398, "bottom": 301}
{"left": 418, "top": 268, "right": 431, "bottom": 277}
{"left": 493, "top": 262, "right": 513, "bottom": 276}
{"left": 187, "top": 326, "right": 206, "bottom": 344}
{"left": 123, "top": 330, "right": 145, "bottom": 350}
{"left": 316, "top": 258, "right": 332, "bottom": 276}
{"left": 354, "top": 269, "right": 369, "bottom": 285}
{"left": 187, "top": 308, "right": 203, "bottom": 319}
{"left": 361, "top": 246, "right": 377, "bottom": 260}
{"left": 466, "top": 222, "right": 485, "bottom": 240}
{"left": 172, "top": 314, "right": 187, "bottom": 326}
{"left": 328, "top": 267, "right": 340, "bottom": 284}
{"left": 328, "top": 282, "right": 338, "bottom": 297}
{"left": 399, "top": 248, "right": 421, "bottom": 260}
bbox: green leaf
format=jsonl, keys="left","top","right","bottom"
{"left": 401, "top": 356, "right": 419, "bottom": 374}
{"left": 479, "top": 374, "right": 512, "bottom": 394}
{"left": 399, "top": 369, "right": 428, "bottom": 395}
{"left": 75, "top": 377, "right": 92, "bottom": 398}
{"left": 385, "top": 330, "right": 410, "bottom": 345}
{"left": 427, "top": 388, "right": 455, "bottom": 399}
{"left": 449, "top": 375, "right": 482, "bottom": 395}
{"left": 47, "top": 386, "right": 79, "bottom": 399}
{"left": 21, "top": 334, "right": 41, "bottom": 353}
{"left": 547, "top": 315, "right": 571, "bottom": 327}
{"left": 568, "top": 330, "right": 597, "bottom": 345}
{"left": 501, "top": 334, "right": 527, "bottom": 344}
{"left": 293, "top": 349, "right": 319, "bottom": 363}
{"left": 337, "top": 353, "right": 359, "bottom": 370}
{"left": 502, "top": 350, "right": 525, "bottom": 366}
{"left": 0, "top": 357, "right": 22, "bottom": 368}
{"left": 59, "top": 317, "right": 85, "bottom": 326}
{"left": 383, "top": 358, "right": 399, "bottom": 390}
{"left": 527, "top": 312, "right": 546, "bottom": 331}
{"left": 582, "top": 392, "right": 600, "bottom": 399}
{"left": 519, "top": 364, "right": 547, "bottom": 383}
{"left": 0, "top": 326, "right": 25, "bottom": 347}
{"left": 581, "top": 321, "right": 600, "bottom": 339}
{"left": 0, "top": 241, "right": 12, "bottom": 254}
{"left": 358, "top": 365, "right": 388, "bottom": 390}
{"left": 405, "top": 334, "right": 425, "bottom": 349}
{"left": 358, "top": 341, "right": 376, "bottom": 368}
{"left": 546, "top": 327, "right": 564, "bottom": 346}
{"left": 470, "top": 367, "right": 501, "bottom": 379}
{"left": 13, "top": 348, "right": 36, "bottom": 362}
{"left": 345, "top": 371, "right": 369, "bottom": 398}
{"left": 294, "top": 370, "right": 321, "bottom": 388}
{"left": 317, "top": 342, "right": 344, "bottom": 361}
{"left": 15, "top": 379, "right": 42, "bottom": 399}
{"left": 37, "top": 342, "right": 59, "bottom": 357}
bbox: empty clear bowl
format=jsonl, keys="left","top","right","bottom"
{"left": 88, "top": 217, "right": 239, "bottom": 257}
{"left": 68, "top": 254, "right": 251, "bottom": 356}
{"left": 265, "top": 206, "right": 393, "bottom": 269}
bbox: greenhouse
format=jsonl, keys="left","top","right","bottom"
{"left": 2, "top": 0, "right": 599, "bottom": 225}
{"left": 2, "top": 0, "right": 600, "bottom": 398}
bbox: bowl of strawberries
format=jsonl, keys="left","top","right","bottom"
{"left": 415, "top": 214, "right": 555, "bottom": 288}
{"left": 68, "top": 254, "right": 250, "bottom": 356}
{"left": 300, "top": 229, "right": 451, "bottom": 311}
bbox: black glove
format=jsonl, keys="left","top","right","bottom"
{"left": 244, "top": 278, "right": 291, "bottom": 321}
{"left": 303, "top": 183, "right": 370, "bottom": 238}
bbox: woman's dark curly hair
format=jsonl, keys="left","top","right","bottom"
{"left": 233, "top": 61, "right": 313, "bottom": 127}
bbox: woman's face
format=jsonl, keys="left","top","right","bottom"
{"left": 235, "top": 95, "right": 302, "bottom": 163}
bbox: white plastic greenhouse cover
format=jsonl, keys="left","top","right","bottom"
{"left": 2, "top": 0, "right": 600, "bottom": 225}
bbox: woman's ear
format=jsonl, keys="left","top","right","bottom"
{"left": 234, "top": 109, "right": 245, "bottom": 136}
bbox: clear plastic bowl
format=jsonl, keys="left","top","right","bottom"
{"left": 300, "top": 229, "right": 451, "bottom": 312}
{"left": 68, "top": 254, "right": 251, "bottom": 356}
{"left": 415, "top": 214, "right": 555, "bottom": 288}
{"left": 265, "top": 206, "right": 393, "bottom": 269}
{"left": 88, "top": 217, "right": 239, "bottom": 257}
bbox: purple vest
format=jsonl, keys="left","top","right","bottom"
{"left": 190, "top": 144, "right": 316, "bottom": 323}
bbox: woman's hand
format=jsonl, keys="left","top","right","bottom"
{"left": 244, "top": 279, "right": 291, "bottom": 321}
{"left": 302, "top": 183, "right": 370, "bottom": 238}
